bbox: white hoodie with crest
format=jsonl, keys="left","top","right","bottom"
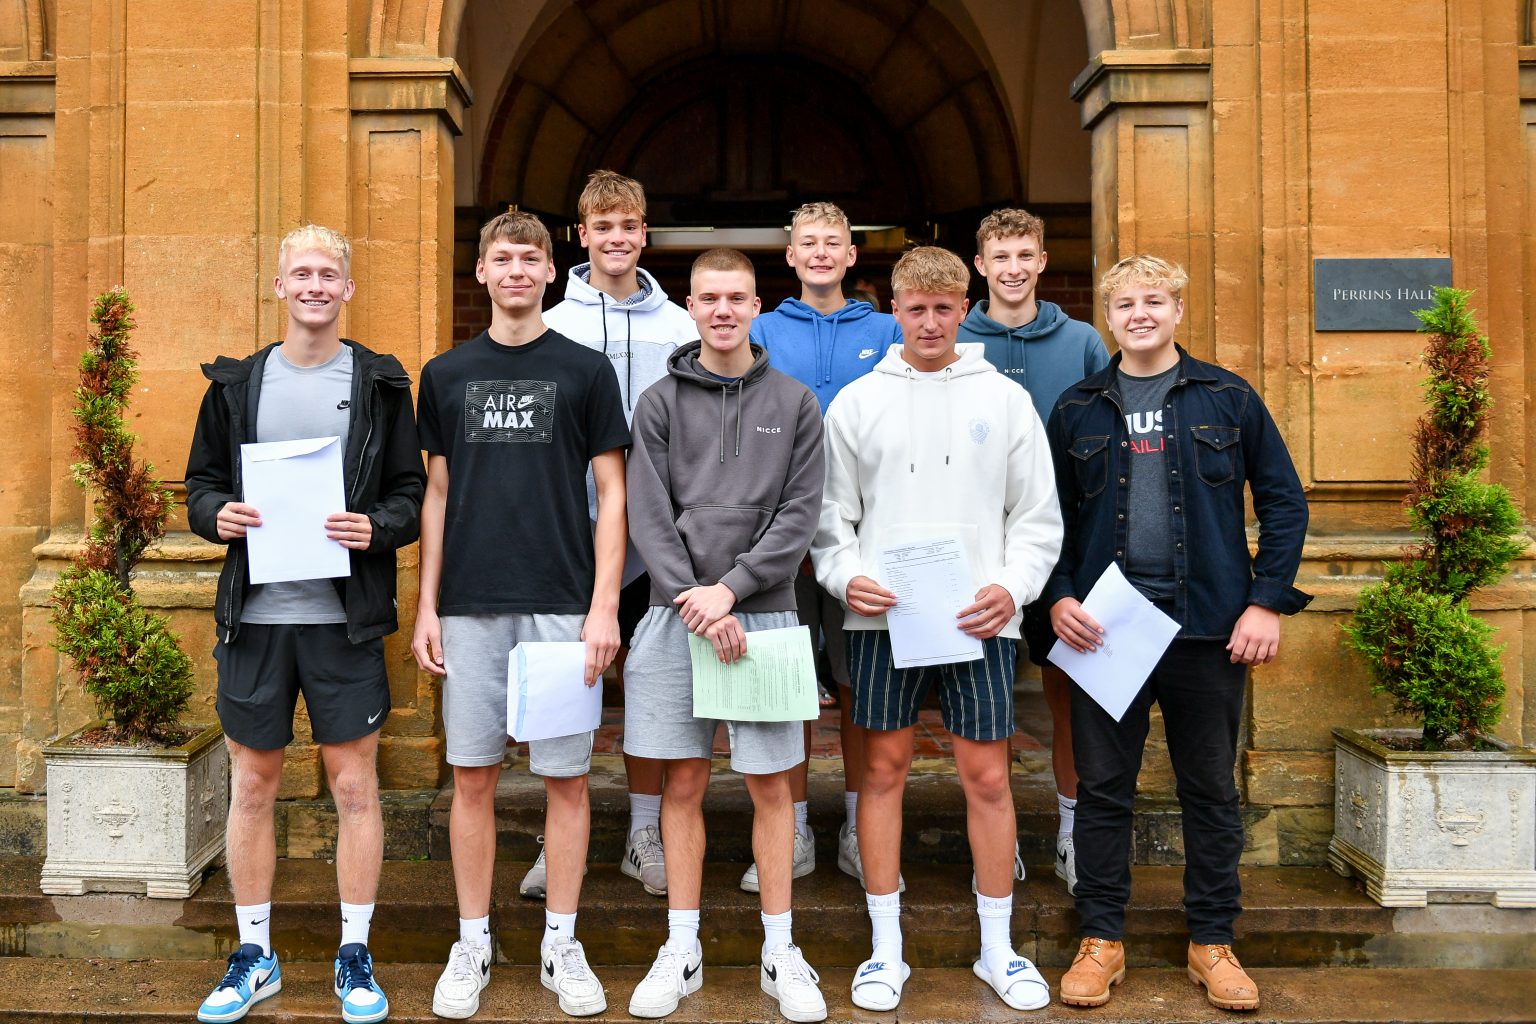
{"left": 812, "top": 343, "right": 1063, "bottom": 637}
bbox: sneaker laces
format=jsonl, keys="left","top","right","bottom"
{"left": 642, "top": 945, "right": 689, "bottom": 995}
{"left": 336, "top": 947, "right": 374, "bottom": 993}
{"left": 445, "top": 942, "right": 482, "bottom": 985}
{"left": 554, "top": 940, "right": 593, "bottom": 981}
{"left": 771, "top": 944, "right": 820, "bottom": 987}
{"left": 217, "top": 946, "right": 264, "bottom": 991}
{"left": 631, "top": 825, "right": 664, "bottom": 862}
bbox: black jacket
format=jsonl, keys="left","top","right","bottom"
{"left": 184, "top": 340, "right": 425, "bottom": 644}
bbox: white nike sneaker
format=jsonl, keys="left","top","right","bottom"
{"left": 741, "top": 828, "right": 815, "bottom": 893}
{"left": 760, "top": 944, "right": 827, "bottom": 1023}
{"left": 627, "top": 942, "right": 703, "bottom": 1018}
{"left": 540, "top": 937, "right": 607, "bottom": 1017}
{"left": 1055, "top": 833, "right": 1078, "bottom": 895}
{"left": 836, "top": 822, "right": 904, "bottom": 893}
{"left": 970, "top": 841, "right": 1027, "bottom": 894}
{"left": 621, "top": 824, "right": 669, "bottom": 896}
{"left": 431, "top": 940, "right": 491, "bottom": 1019}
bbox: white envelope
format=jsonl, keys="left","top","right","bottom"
{"left": 507, "top": 642, "right": 603, "bottom": 742}
{"left": 239, "top": 436, "right": 351, "bottom": 585}
{"left": 1047, "top": 563, "right": 1181, "bottom": 721}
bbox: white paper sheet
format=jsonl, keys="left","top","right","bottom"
{"left": 1047, "top": 562, "right": 1181, "bottom": 721}
{"left": 239, "top": 436, "right": 351, "bottom": 585}
{"left": 507, "top": 642, "right": 603, "bottom": 742}
{"left": 878, "top": 537, "right": 985, "bottom": 668}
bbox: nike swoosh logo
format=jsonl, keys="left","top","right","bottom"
{"left": 482, "top": 961, "right": 490, "bottom": 978}
{"left": 764, "top": 963, "right": 777, "bottom": 982}
{"left": 683, "top": 962, "right": 699, "bottom": 980}
{"left": 543, "top": 959, "right": 555, "bottom": 977}
{"left": 859, "top": 962, "right": 884, "bottom": 977}
{"left": 1006, "top": 962, "right": 1031, "bottom": 976}
{"left": 367, "top": 709, "right": 383, "bottom": 724}
{"left": 518, "top": 394, "right": 538, "bottom": 408}
{"left": 251, "top": 917, "right": 268, "bottom": 926}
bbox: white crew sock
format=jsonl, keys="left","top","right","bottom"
{"left": 865, "top": 890, "right": 902, "bottom": 963}
{"left": 630, "top": 792, "right": 662, "bottom": 837}
{"left": 236, "top": 902, "right": 272, "bottom": 956}
{"left": 459, "top": 915, "right": 491, "bottom": 950}
{"left": 762, "top": 910, "right": 794, "bottom": 956}
{"left": 1058, "top": 793, "right": 1077, "bottom": 838}
{"left": 667, "top": 908, "right": 700, "bottom": 952}
{"left": 844, "top": 790, "right": 859, "bottom": 831}
{"left": 793, "top": 800, "right": 811, "bottom": 841}
{"left": 340, "top": 901, "right": 374, "bottom": 948}
{"left": 543, "top": 909, "right": 577, "bottom": 950}
{"left": 977, "top": 893, "right": 1015, "bottom": 974}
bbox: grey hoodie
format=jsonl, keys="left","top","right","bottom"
{"left": 626, "top": 341, "right": 825, "bottom": 612}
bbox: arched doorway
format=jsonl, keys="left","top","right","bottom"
{"left": 447, "top": 0, "right": 1094, "bottom": 335}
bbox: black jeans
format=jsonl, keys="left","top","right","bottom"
{"left": 1070, "top": 638, "right": 1247, "bottom": 944}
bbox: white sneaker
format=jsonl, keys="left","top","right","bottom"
{"left": 627, "top": 942, "right": 703, "bottom": 1018}
{"left": 539, "top": 937, "right": 607, "bottom": 1017}
{"left": 835, "top": 822, "right": 904, "bottom": 893}
{"left": 432, "top": 940, "right": 491, "bottom": 1019}
{"left": 760, "top": 944, "right": 827, "bottom": 1023}
{"left": 1055, "top": 833, "right": 1078, "bottom": 895}
{"left": 971, "top": 841, "right": 1026, "bottom": 894}
{"left": 622, "top": 824, "right": 669, "bottom": 896}
{"left": 519, "top": 836, "right": 547, "bottom": 900}
{"left": 740, "top": 828, "right": 815, "bottom": 893}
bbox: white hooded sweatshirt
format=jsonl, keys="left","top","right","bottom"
{"left": 544, "top": 263, "right": 697, "bottom": 420}
{"left": 812, "top": 343, "right": 1063, "bottom": 637}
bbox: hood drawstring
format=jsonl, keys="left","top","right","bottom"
{"left": 625, "top": 309, "right": 634, "bottom": 412}
{"left": 715, "top": 378, "right": 745, "bottom": 463}
{"left": 825, "top": 318, "right": 841, "bottom": 388}
{"left": 904, "top": 365, "right": 955, "bottom": 472}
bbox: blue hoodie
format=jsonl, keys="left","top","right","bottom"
{"left": 956, "top": 299, "right": 1110, "bottom": 426}
{"left": 751, "top": 296, "right": 903, "bottom": 414}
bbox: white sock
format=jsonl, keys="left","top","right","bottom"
{"left": 667, "top": 908, "right": 700, "bottom": 952}
{"left": 630, "top": 792, "right": 662, "bottom": 837}
{"left": 793, "top": 800, "right": 811, "bottom": 841}
{"left": 1058, "top": 793, "right": 1077, "bottom": 838}
{"left": 459, "top": 915, "right": 491, "bottom": 950}
{"left": 236, "top": 902, "right": 272, "bottom": 956}
{"left": 977, "top": 893, "right": 1014, "bottom": 973}
{"left": 340, "top": 901, "right": 373, "bottom": 948}
{"left": 844, "top": 790, "right": 859, "bottom": 831}
{"left": 761, "top": 909, "right": 793, "bottom": 955}
{"left": 543, "top": 909, "right": 577, "bottom": 949}
{"left": 866, "top": 890, "right": 902, "bottom": 962}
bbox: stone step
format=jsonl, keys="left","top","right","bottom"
{"left": 423, "top": 760, "right": 1280, "bottom": 868}
{"left": 3, "top": 857, "right": 1531, "bottom": 971}
{"left": 1, "top": 957, "right": 1529, "bottom": 1024}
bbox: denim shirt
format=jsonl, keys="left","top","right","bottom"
{"left": 1043, "top": 345, "right": 1312, "bottom": 639}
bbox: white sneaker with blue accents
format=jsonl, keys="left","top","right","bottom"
{"left": 197, "top": 943, "right": 282, "bottom": 1023}
{"left": 334, "top": 943, "right": 389, "bottom": 1023}
{"left": 973, "top": 952, "right": 1050, "bottom": 1010}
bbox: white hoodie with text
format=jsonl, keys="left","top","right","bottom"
{"left": 812, "top": 344, "right": 1063, "bottom": 637}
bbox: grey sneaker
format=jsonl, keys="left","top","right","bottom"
{"left": 1055, "top": 833, "right": 1078, "bottom": 895}
{"left": 741, "top": 828, "right": 815, "bottom": 893}
{"left": 621, "top": 824, "right": 668, "bottom": 897}
{"left": 519, "top": 836, "right": 547, "bottom": 900}
{"left": 835, "top": 821, "right": 904, "bottom": 893}
{"left": 971, "top": 841, "right": 1027, "bottom": 894}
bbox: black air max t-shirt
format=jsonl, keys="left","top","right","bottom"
{"left": 417, "top": 329, "right": 630, "bottom": 615}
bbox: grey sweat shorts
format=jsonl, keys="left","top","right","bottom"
{"left": 622, "top": 607, "right": 806, "bottom": 775}
{"left": 441, "top": 613, "right": 594, "bottom": 777}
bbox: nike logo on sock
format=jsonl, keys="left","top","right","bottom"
{"left": 250, "top": 917, "right": 268, "bottom": 926}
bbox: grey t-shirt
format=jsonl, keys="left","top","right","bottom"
{"left": 1118, "top": 365, "right": 1178, "bottom": 600}
{"left": 240, "top": 344, "right": 354, "bottom": 625}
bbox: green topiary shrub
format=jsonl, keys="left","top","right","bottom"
{"left": 1341, "top": 287, "right": 1525, "bottom": 749}
{"left": 49, "top": 289, "right": 193, "bottom": 744}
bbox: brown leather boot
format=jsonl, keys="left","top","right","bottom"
{"left": 1187, "top": 942, "right": 1260, "bottom": 1011}
{"left": 1059, "top": 936, "right": 1125, "bottom": 1008}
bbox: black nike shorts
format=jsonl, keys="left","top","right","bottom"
{"left": 214, "top": 623, "right": 391, "bottom": 750}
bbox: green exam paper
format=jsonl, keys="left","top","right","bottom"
{"left": 688, "top": 624, "right": 820, "bottom": 722}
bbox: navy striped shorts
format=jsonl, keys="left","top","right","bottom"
{"left": 845, "top": 630, "right": 1017, "bottom": 741}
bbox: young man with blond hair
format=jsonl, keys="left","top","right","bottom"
{"left": 1047, "top": 255, "right": 1309, "bottom": 1012}
{"left": 623, "top": 248, "right": 827, "bottom": 1022}
{"left": 187, "top": 224, "right": 425, "bottom": 1024}
{"left": 813, "top": 246, "right": 1062, "bottom": 1013}
{"left": 957, "top": 207, "right": 1110, "bottom": 894}
{"left": 536, "top": 170, "right": 696, "bottom": 901}
{"left": 748, "top": 201, "right": 904, "bottom": 894}
{"left": 413, "top": 211, "right": 630, "bottom": 1019}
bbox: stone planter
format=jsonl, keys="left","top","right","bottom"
{"left": 1329, "top": 727, "right": 1536, "bottom": 908}
{"left": 41, "top": 721, "right": 228, "bottom": 898}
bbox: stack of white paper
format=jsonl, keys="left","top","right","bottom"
{"left": 879, "top": 537, "right": 984, "bottom": 668}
